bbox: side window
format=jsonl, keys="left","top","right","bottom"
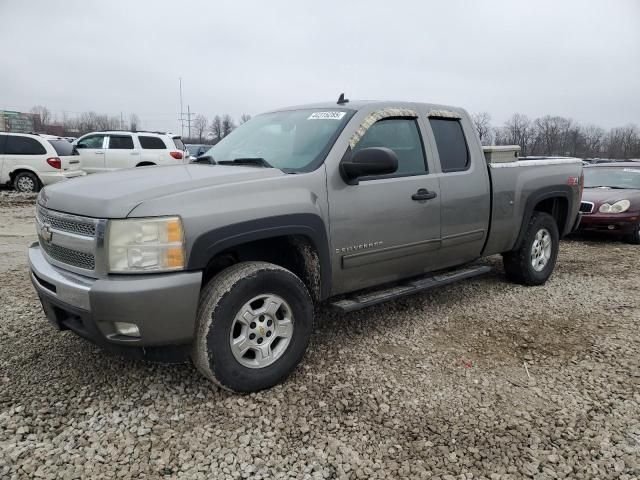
{"left": 108, "top": 135, "right": 134, "bottom": 149}
{"left": 0, "top": 135, "right": 7, "bottom": 154}
{"left": 353, "top": 118, "right": 427, "bottom": 176}
{"left": 429, "top": 118, "right": 470, "bottom": 173}
{"left": 139, "top": 136, "right": 166, "bottom": 149}
{"left": 5, "top": 136, "right": 47, "bottom": 155}
{"left": 77, "top": 135, "right": 105, "bottom": 149}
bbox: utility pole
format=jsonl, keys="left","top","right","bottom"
{"left": 179, "top": 77, "right": 184, "bottom": 137}
{"left": 187, "top": 105, "right": 191, "bottom": 139}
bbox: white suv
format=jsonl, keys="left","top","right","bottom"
{"left": 73, "top": 131, "right": 188, "bottom": 174}
{"left": 0, "top": 133, "right": 85, "bottom": 192}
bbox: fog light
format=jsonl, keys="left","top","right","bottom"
{"left": 114, "top": 322, "right": 140, "bottom": 337}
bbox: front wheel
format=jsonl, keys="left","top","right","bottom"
{"left": 192, "top": 261, "right": 313, "bottom": 392}
{"left": 503, "top": 212, "right": 559, "bottom": 286}
{"left": 624, "top": 223, "right": 640, "bottom": 244}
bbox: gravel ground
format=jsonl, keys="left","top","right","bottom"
{"left": 0, "top": 192, "right": 638, "bottom": 479}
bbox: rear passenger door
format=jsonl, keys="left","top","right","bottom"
{"left": 4, "top": 135, "right": 47, "bottom": 180}
{"left": 105, "top": 134, "right": 138, "bottom": 170}
{"left": 425, "top": 115, "right": 491, "bottom": 266}
{"left": 75, "top": 134, "right": 107, "bottom": 173}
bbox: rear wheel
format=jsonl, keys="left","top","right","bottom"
{"left": 503, "top": 212, "right": 559, "bottom": 286}
{"left": 13, "top": 171, "right": 40, "bottom": 193}
{"left": 192, "top": 261, "right": 313, "bottom": 392}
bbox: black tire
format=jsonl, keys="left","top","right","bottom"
{"left": 136, "top": 162, "right": 156, "bottom": 167}
{"left": 624, "top": 223, "right": 640, "bottom": 244}
{"left": 503, "top": 212, "right": 559, "bottom": 286}
{"left": 13, "top": 171, "right": 41, "bottom": 193}
{"left": 192, "top": 261, "right": 313, "bottom": 392}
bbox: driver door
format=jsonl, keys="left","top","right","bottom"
{"left": 329, "top": 117, "right": 442, "bottom": 294}
{"left": 75, "top": 134, "right": 106, "bottom": 173}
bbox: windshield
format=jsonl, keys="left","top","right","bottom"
{"left": 584, "top": 167, "right": 640, "bottom": 189}
{"left": 187, "top": 144, "right": 204, "bottom": 155}
{"left": 205, "top": 109, "right": 353, "bottom": 172}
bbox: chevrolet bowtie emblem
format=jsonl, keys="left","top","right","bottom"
{"left": 40, "top": 223, "right": 53, "bottom": 243}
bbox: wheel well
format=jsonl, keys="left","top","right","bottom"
{"left": 9, "top": 168, "right": 40, "bottom": 184}
{"left": 201, "top": 235, "right": 322, "bottom": 303}
{"left": 136, "top": 162, "right": 156, "bottom": 167}
{"left": 533, "top": 196, "right": 568, "bottom": 235}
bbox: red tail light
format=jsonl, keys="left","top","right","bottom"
{"left": 170, "top": 151, "right": 183, "bottom": 160}
{"left": 47, "top": 157, "right": 61, "bottom": 169}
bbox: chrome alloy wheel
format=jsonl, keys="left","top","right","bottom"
{"left": 530, "top": 228, "right": 552, "bottom": 272}
{"left": 229, "top": 294, "right": 294, "bottom": 369}
{"left": 16, "top": 175, "right": 36, "bottom": 192}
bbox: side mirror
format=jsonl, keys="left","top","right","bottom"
{"left": 340, "top": 147, "right": 398, "bottom": 184}
{"left": 191, "top": 155, "right": 216, "bottom": 165}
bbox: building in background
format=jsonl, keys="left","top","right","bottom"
{"left": 0, "top": 110, "right": 40, "bottom": 133}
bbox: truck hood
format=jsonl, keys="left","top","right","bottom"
{"left": 39, "top": 164, "right": 285, "bottom": 218}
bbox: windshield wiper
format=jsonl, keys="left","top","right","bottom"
{"left": 218, "top": 157, "right": 273, "bottom": 168}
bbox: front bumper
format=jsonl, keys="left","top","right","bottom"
{"left": 578, "top": 212, "right": 640, "bottom": 235}
{"left": 39, "top": 169, "right": 86, "bottom": 185}
{"left": 28, "top": 243, "right": 202, "bottom": 353}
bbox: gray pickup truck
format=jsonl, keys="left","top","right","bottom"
{"left": 29, "top": 99, "right": 583, "bottom": 392}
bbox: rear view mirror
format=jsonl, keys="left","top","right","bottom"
{"left": 340, "top": 147, "right": 398, "bottom": 184}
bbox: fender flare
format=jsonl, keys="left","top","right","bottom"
{"left": 187, "top": 213, "right": 332, "bottom": 299}
{"left": 513, "top": 185, "right": 574, "bottom": 249}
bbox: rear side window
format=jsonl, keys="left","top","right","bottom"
{"left": 173, "top": 137, "right": 185, "bottom": 150}
{"left": 429, "top": 118, "right": 470, "bottom": 173}
{"left": 5, "top": 135, "right": 47, "bottom": 155}
{"left": 48, "top": 139, "right": 76, "bottom": 156}
{"left": 0, "top": 135, "right": 7, "bottom": 154}
{"left": 354, "top": 118, "right": 427, "bottom": 176}
{"left": 139, "top": 136, "right": 166, "bottom": 149}
{"left": 108, "top": 135, "right": 134, "bottom": 149}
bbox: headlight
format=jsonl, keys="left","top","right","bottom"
{"left": 599, "top": 200, "right": 630, "bottom": 214}
{"left": 107, "top": 217, "right": 185, "bottom": 273}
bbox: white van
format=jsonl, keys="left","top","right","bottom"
{"left": 73, "top": 131, "right": 189, "bottom": 174}
{"left": 0, "top": 133, "right": 85, "bottom": 192}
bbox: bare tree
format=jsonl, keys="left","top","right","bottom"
{"left": 471, "top": 112, "right": 492, "bottom": 145}
{"left": 193, "top": 115, "right": 208, "bottom": 142}
{"left": 582, "top": 125, "right": 605, "bottom": 158}
{"left": 31, "top": 105, "right": 51, "bottom": 127}
{"left": 500, "top": 113, "right": 533, "bottom": 155}
{"left": 210, "top": 115, "right": 223, "bottom": 142}
{"left": 239, "top": 113, "right": 252, "bottom": 125}
{"left": 129, "top": 114, "right": 140, "bottom": 132}
{"left": 222, "top": 114, "right": 235, "bottom": 137}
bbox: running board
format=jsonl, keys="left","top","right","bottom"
{"left": 330, "top": 265, "right": 492, "bottom": 312}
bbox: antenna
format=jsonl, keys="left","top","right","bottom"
{"left": 337, "top": 93, "right": 349, "bottom": 105}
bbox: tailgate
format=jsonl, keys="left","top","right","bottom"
{"left": 60, "top": 155, "right": 81, "bottom": 171}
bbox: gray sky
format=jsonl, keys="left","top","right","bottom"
{"left": 1, "top": 0, "right": 638, "bottom": 133}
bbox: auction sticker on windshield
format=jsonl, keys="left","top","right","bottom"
{"left": 308, "top": 111, "right": 347, "bottom": 120}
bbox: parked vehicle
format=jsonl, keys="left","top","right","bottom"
{"left": 578, "top": 162, "right": 640, "bottom": 243}
{"left": 186, "top": 144, "right": 211, "bottom": 159}
{"left": 73, "top": 131, "right": 188, "bottom": 173}
{"left": 0, "top": 132, "right": 85, "bottom": 192}
{"left": 29, "top": 99, "right": 583, "bottom": 392}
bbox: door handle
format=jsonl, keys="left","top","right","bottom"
{"left": 411, "top": 189, "right": 437, "bottom": 201}
{"left": 95, "top": 151, "right": 104, "bottom": 155}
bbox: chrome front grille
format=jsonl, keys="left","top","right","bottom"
{"left": 36, "top": 205, "right": 103, "bottom": 275}
{"left": 37, "top": 205, "right": 96, "bottom": 237}
{"left": 580, "top": 201, "right": 594, "bottom": 214}
{"left": 40, "top": 242, "right": 95, "bottom": 270}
